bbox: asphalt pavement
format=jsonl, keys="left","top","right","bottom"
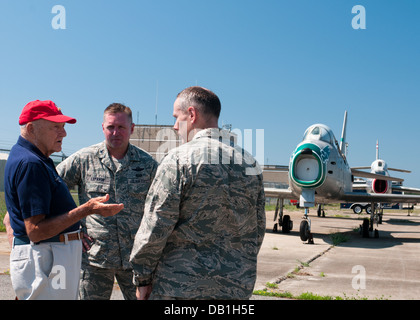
{"left": 1, "top": 207, "right": 420, "bottom": 300}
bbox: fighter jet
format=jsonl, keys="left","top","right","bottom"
{"left": 264, "top": 111, "right": 420, "bottom": 243}
{"left": 349, "top": 140, "right": 420, "bottom": 216}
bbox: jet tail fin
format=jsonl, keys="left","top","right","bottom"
{"left": 375, "top": 140, "right": 411, "bottom": 173}
{"left": 340, "top": 110, "right": 348, "bottom": 157}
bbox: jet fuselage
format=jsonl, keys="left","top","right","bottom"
{"left": 288, "top": 124, "right": 353, "bottom": 205}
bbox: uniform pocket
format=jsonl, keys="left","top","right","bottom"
{"left": 85, "top": 183, "right": 111, "bottom": 198}
{"left": 128, "top": 178, "right": 150, "bottom": 200}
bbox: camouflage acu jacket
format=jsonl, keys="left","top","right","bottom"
{"left": 130, "top": 128, "right": 266, "bottom": 299}
{"left": 57, "top": 141, "right": 158, "bottom": 269}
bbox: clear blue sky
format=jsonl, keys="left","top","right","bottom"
{"left": 1, "top": 1, "right": 419, "bottom": 186}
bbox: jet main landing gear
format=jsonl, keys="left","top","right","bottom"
{"left": 359, "top": 202, "right": 380, "bottom": 238}
{"left": 272, "top": 198, "right": 293, "bottom": 233}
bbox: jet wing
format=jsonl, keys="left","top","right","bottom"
{"left": 341, "top": 192, "right": 420, "bottom": 204}
{"left": 351, "top": 169, "right": 404, "bottom": 182}
{"left": 264, "top": 187, "right": 294, "bottom": 199}
{"left": 388, "top": 167, "right": 411, "bottom": 173}
{"left": 392, "top": 185, "right": 420, "bottom": 195}
{"left": 351, "top": 166, "right": 371, "bottom": 170}
{"left": 352, "top": 183, "right": 368, "bottom": 190}
{"left": 351, "top": 167, "right": 411, "bottom": 173}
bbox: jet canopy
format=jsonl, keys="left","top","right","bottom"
{"left": 302, "top": 124, "right": 336, "bottom": 145}
{"left": 371, "top": 159, "right": 388, "bottom": 175}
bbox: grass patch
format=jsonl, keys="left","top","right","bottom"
{"left": 296, "top": 292, "right": 342, "bottom": 300}
{"left": 253, "top": 288, "right": 387, "bottom": 300}
{"left": 0, "top": 192, "right": 6, "bottom": 232}
{"left": 329, "top": 232, "right": 351, "bottom": 246}
{"left": 253, "top": 289, "right": 343, "bottom": 300}
{"left": 253, "top": 289, "right": 294, "bottom": 299}
{"left": 265, "top": 282, "right": 278, "bottom": 289}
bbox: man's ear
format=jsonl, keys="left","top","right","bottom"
{"left": 25, "top": 122, "right": 35, "bottom": 135}
{"left": 188, "top": 106, "right": 198, "bottom": 124}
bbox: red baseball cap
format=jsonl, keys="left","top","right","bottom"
{"left": 19, "top": 100, "right": 77, "bottom": 125}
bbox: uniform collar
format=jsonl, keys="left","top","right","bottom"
{"left": 97, "top": 141, "right": 110, "bottom": 159}
{"left": 97, "top": 141, "right": 137, "bottom": 158}
{"left": 193, "top": 128, "right": 221, "bottom": 140}
{"left": 97, "top": 141, "right": 137, "bottom": 170}
{"left": 192, "top": 128, "right": 233, "bottom": 145}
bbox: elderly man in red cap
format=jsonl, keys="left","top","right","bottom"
{"left": 3, "top": 100, "right": 124, "bottom": 300}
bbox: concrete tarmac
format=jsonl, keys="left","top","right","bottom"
{"left": 1, "top": 208, "right": 420, "bottom": 300}
{"left": 257, "top": 208, "right": 420, "bottom": 300}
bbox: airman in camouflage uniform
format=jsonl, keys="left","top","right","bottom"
{"left": 57, "top": 103, "right": 158, "bottom": 300}
{"left": 130, "top": 87, "right": 265, "bottom": 300}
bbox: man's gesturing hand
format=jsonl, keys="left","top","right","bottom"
{"left": 85, "top": 194, "right": 124, "bottom": 217}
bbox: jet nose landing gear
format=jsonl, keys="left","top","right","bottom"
{"left": 298, "top": 190, "right": 315, "bottom": 244}
{"left": 300, "top": 209, "right": 314, "bottom": 244}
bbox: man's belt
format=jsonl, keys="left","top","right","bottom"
{"left": 14, "top": 231, "right": 83, "bottom": 246}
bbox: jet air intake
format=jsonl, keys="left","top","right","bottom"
{"left": 290, "top": 143, "right": 327, "bottom": 188}
{"left": 372, "top": 179, "right": 388, "bottom": 194}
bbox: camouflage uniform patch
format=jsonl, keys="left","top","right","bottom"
{"left": 130, "top": 128, "right": 265, "bottom": 299}
{"left": 57, "top": 141, "right": 158, "bottom": 299}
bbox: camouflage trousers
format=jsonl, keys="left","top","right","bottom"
{"left": 79, "top": 265, "right": 136, "bottom": 300}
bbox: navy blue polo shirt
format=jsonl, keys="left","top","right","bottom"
{"left": 4, "top": 136, "right": 79, "bottom": 238}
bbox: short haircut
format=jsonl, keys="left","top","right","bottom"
{"left": 176, "top": 86, "right": 221, "bottom": 119}
{"left": 104, "top": 103, "right": 133, "bottom": 123}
